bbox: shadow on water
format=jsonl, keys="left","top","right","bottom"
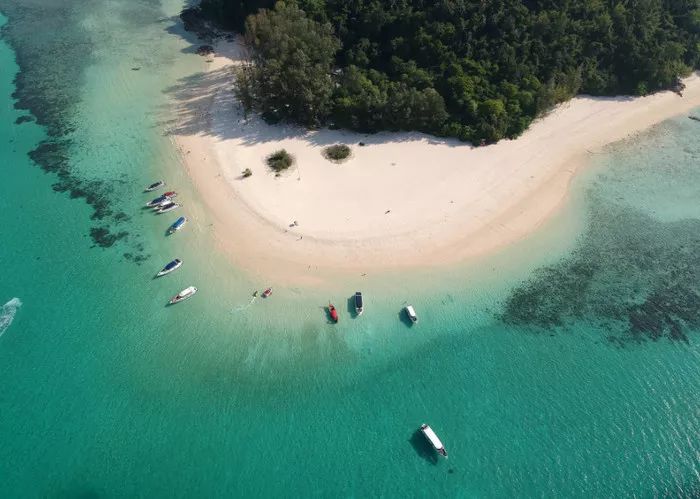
{"left": 398, "top": 308, "right": 415, "bottom": 328}
{"left": 345, "top": 295, "right": 357, "bottom": 317}
{"left": 320, "top": 305, "right": 336, "bottom": 324}
{"left": 409, "top": 430, "right": 438, "bottom": 465}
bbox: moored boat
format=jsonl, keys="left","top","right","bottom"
{"left": 420, "top": 424, "right": 447, "bottom": 458}
{"left": 144, "top": 180, "right": 165, "bottom": 192}
{"left": 262, "top": 287, "right": 272, "bottom": 298}
{"left": 151, "top": 197, "right": 173, "bottom": 209}
{"left": 146, "top": 194, "right": 169, "bottom": 207}
{"left": 405, "top": 305, "right": 418, "bottom": 323}
{"left": 169, "top": 286, "right": 197, "bottom": 305}
{"left": 354, "top": 291, "right": 364, "bottom": 316}
{"left": 167, "top": 216, "right": 187, "bottom": 234}
{"left": 163, "top": 191, "right": 177, "bottom": 198}
{"left": 157, "top": 202, "right": 180, "bottom": 214}
{"left": 329, "top": 303, "right": 339, "bottom": 323}
{"left": 156, "top": 258, "right": 182, "bottom": 277}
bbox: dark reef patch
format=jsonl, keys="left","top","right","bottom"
{"left": 90, "top": 227, "right": 128, "bottom": 248}
{"left": 14, "top": 114, "right": 32, "bottom": 124}
{"left": 1, "top": 0, "right": 148, "bottom": 259}
{"left": 501, "top": 201, "right": 700, "bottom": 344}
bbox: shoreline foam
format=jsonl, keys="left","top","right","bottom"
{"left": 170, "top": 38, "right": 700, "bottom": 283}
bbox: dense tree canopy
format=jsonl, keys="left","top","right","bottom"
{"left": 237, "top": 1, "right": 340, "bottom": 126}
{"left": 191, "top": 0, "right": 700, "bottom": 143}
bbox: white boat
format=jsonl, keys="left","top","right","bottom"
{"left": 405, "top": 305, "right": 418, "bottom": 323}
{"left": 420, "top": 424, "right": 447, "bottom": 458}
{"left": 156, "top": 258, "right": 182, "bottom": 277}
{"left": 150, "top": 197, "right": 172, "bottom": 209}
{"left": 169, "top": 286, "right": 197, "bottom": 304}
{"left": 157, "top": 202, "right": 180, "bottom": 214}
{"left": 354, "top": 291, "right": 364, "bottom": 316}
{"left": 144, "top": 180, "right": 165, "bottom": 192}
{"left": 146, "top": 194, "right": 169, "bottom": 208}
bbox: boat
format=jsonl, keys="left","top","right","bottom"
{"left": 354, "top": 291, "right": 363, "bottom": 316}
{"left": 328, "top": 302, "right": 339, "bottom": 323}
{"left": 144, "top": 180, "right": 165, "bottom": 192}
{"left": 262, "top": 288, "right": 272, "bottom": 298}
{"left": 156, "top": 202, "right": 180, "bottom": 214}
{"left": 420, "top": 424, "right": 447, "bottom": 458}
{"left": 151, "top": 197, "right": 173, "bottom": 209}
{"left": 146, "top": 194, "right": 169, "bottom": 207}
{"left": 163, "top": 191, "right": 177, "bottom": 198}
{"left": 405, "top": 305, "right": 418, "bottom": 323}
{"left": 155, "top": 258, "right": 182, "bottom": 277}
{"left": 167, "top": 216, "right": 187, "bottom": 234}
{"left": 253, "top": 291, "right": 258, "bottom": 298}
{"left": 169, "top": 286, "right": 197, "bottom": 305}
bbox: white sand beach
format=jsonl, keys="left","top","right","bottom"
{"left": 170, "top": 38, "right": 700, "bottom": 282}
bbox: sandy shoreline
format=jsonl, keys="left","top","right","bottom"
{"left": 170, "top": 38, "right": 700, "bottom": 283}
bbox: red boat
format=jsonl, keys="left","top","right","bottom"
{"left": 163, "top": 191, "right": 177, "bottom": 198}
{"left": 262, "top": 287, "right": 272, "bottom": 298}
{"left": 328, "top": 303, "right": 339, "bottom": 323}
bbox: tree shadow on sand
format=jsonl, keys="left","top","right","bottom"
{"left": 160, "top": 17, "right": 473, "bottom": 151}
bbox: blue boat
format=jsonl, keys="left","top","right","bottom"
{"left": 156, "top": 258, "right": 182, "bottom": 277}
{"left": 146, "top": 194, "right": 168, "bottom": 208}
{"left": 167, "top": 216, "right": 187, "bottom": 235}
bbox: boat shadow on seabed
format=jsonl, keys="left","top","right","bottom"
{"left": 345, "top": 295, "right": 357, "bottom": 317}
{"left": 409, "top": 430, "right": 440, "bottom": 465}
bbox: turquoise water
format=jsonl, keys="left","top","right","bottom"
{"left": 1, "top": 2, "right": 700, "bottom": 497}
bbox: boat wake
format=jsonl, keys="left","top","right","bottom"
{"left": 0, "top": 298, "right": 22, "bottom": 338}
{"left": 232, "top": 296, "right": 257, "bottom": 313}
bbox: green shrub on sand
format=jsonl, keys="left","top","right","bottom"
{"left": 266, "top": 149, "right": 294, "bottom": 172}
{"left": 322, "top": 144, "right": 351, "bottom": 163}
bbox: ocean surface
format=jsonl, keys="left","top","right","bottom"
{"left": 1, "top": 1, "right": 699, "bottom": 497}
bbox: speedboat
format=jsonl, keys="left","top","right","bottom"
{"left": 146, "top": 194, "right": 169, "bottom": 207}
{"left": 354, "top": 291, "right": 363, "bottom": 316}
{"left": 167, "top": 216, "right": 187, "bottom": 234}
{"left": 155, "top": 258, "right": 182, "bottom": 277}
{"left": 328, "top": 303, "right": 339, "bottom": 323}
{"left": 405, "top": 305, "right": 418, "bottom": 323}
{"left": 169, "top": 286, "right": 197, "bottom": 305}
{"left": 262, "top": 287, "right": 272, "bottom": 298}
{"left": 420, "top": 424, "right": 447, "bottom": 458}
{"left": 157, "top": 202, "right": 180, "bottom": 214}
{"left": 151, "top": 197, "right": 173, "bottom": 209}
{"left": 144, "top": 180, "right": 165, "bottom": 192}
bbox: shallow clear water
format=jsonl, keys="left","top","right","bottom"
{"left": 1, "top": 2, "right": 699, "bottom": 497}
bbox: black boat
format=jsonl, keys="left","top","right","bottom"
{"left": 144, "top": 180, "right": 165, "bottom": 192}
{"left": 354, "top": 291, "right": 364, "bottom": 316}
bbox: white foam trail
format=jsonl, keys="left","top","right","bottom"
{"left": 0, "top": 298, "right": 22, "bottom": 338}
{"left": 231, "top": 296, "right": 257, "bottom": 313}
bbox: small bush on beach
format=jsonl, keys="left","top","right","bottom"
{"left": 266, "top": 149, "right": 294, "bottom": 172}
{"left": 242, "top": 168, "right": 252, "bottom": 178}
{"left": 322, "top": 144, "right": 351, "bottom": 163}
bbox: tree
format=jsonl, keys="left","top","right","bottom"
{"left": 194, "top": 0, "right": 700, "bottom": 143}
{"left": 241, "top": 1, "right": 340, "bottom": 126}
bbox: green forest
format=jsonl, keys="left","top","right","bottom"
{"left": 188, "top": 0, "right": 700, "bottom": 143}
